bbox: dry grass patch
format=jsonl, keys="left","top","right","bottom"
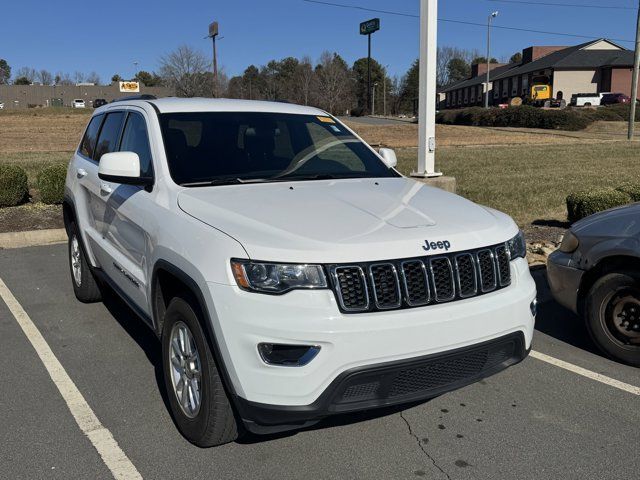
{"left": 0, "top": 110, "right": 90, "bottom": 153}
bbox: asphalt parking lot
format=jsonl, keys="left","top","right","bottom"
{"left": 1, "top": 244, "right": 639, "bottom": 480}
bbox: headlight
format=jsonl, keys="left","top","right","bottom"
{"left": 559, "top": 231, "right": 579, "bottom": 253}
{"left": 230, "top": 260, "right": 327, "bottom": 294}
{"left": 507, "top": 230, "right": 527, "bottom": 259}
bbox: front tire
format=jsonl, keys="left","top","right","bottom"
{"left": 161, "top": 296, "right": 238, "bottom": 447}
{"left": 585, "top": 271, "right": 640, "bottom": 367}
{"left": 68, "top": 222, "right": 102, "bottom": 303}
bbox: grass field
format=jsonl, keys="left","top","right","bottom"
{"left": 1, "top": 109, "right": 639, "bottom": 235}
{"left": 396, "top": 143, "right": 640, "bottom": 227}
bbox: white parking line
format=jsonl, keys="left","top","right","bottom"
{"left": 530, "top": 350, "right": 640, "bottom": 396}
{"left": 0, "top": 277, "right": 142, "bottom": 480}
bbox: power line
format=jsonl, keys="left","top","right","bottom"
{"left": 489, "top": 0, "right": 636, "bottom": 10}
{"left": 302, "top": 0, "right": 634, "bottom": 43}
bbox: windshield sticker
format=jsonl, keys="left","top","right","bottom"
{"left": 317, "top": 116, "right": 336, "bottom": 124}
{"left": 330, "top": 125, "right": 341, "bottom": 133}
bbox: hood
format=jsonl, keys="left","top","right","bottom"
{"left": 573, "top": 202, "right": 640, "bottom": 237}
{"left": 177, "top": 177, "right": 518, "bottom": 263}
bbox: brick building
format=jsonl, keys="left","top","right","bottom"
{"left": 441, "top": 39, "right": 635, "bottom": 108}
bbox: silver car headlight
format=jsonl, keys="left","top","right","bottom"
{"left": 507, "top": 230, "right": 527, "bottom": 260}
{"left": 231, "top": 260, "right": 327, "bottom": 294}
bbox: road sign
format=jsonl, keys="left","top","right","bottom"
{"left": 360, "top": 18, "right": 380, "bottom": 35}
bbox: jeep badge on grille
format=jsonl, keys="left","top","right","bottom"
{"left": 423, "top": 240, "right": 451, "bottom": 252}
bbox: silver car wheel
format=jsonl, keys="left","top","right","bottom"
{"left": 71, "top": 235, "right": 82, "bottom": 287}
{"left": 169, "top": 321, "right": 202, "bottom": 418}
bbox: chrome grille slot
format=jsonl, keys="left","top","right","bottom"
{"left": 401, "top": 260, "right": 430, "bottom": 306}
{"left": 333, "top": 266, "right": 369, "bottom": 312}
{"left": 369, "top": 263, "right": 401, "bottom": 309}
{"left": 429, "top": 257, "right": 455, "bottom": 302}
{"left": 495, "top": 245, "right": 511, "bottom": 287}
{"left": 454, "top": 253, "right": 477, "bottom": 298}
{"left": 477, "top": 250, "right": 497, "bottom": 292}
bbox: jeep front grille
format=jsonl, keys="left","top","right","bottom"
{"left": 330, "top": 243, "right": 512, "bottom": 313}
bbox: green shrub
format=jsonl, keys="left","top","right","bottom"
{"left": 37, "top": 163, "right": 68, "bottom": 204}
{"left": 566, "top": 188, "right": 632, "bottom": 222}
{"left": 616, "top": 183, "right": 640, "bottom": 202}
{"left": 0, "top": 165, "right": 28, "bottom": 207}
{"left": 437, "top": 105, "right": 595, "bottom": 131}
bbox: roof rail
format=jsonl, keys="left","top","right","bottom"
{"left": 111, "top": 94, "right": 157, "bottom": 103}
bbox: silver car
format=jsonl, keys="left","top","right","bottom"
{"left": 547, "top": 203, "right": 640, "bottom": 367}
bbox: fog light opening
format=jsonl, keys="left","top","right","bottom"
{"left": 258, "top": 343, "right": 321, "bottom": 367}
{"left": 530, "top": 299, "right": 538, "bottom": 317}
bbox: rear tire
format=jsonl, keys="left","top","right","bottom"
{"left": 68, "top": 222, "right": 102, "bottom": 303}
{"left": 161, "top": 295, "right": 238, "bottom": 447}
{"left": 585, "top": 271, "right": 640, "bottom": 367}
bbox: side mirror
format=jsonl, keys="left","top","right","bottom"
{"left": 98, "top": 152, "right": 150, "bottom": 185}
{"left": 379, "top": 148, "right": 397, "bottom": 169}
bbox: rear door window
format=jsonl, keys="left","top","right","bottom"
{"left": 119, "top": 112, "right": 153, "bottom": 178}
{"left": 79, "top": 114, "right": 104, "bottom": 159}
{"left": 94, "top": 112, "right": 125, "bottom": 161}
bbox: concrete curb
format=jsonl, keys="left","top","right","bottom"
{"left": 0, "top": 228, "right": 67, "bottom": 249}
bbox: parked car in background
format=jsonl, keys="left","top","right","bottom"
{"left": 547, "top": 204, "right": 640, "bottom": 367}
{"left": 72, "top": 99, "right": 86, "bottom": 109}
{"left": 93, "top": 98, "right": 107, "bottom": 108}
{"left": 569, "top": 93, "right": 603, "bottom": 107}
{"left": 600, "top": 93, "right": 631, "bottom": 106}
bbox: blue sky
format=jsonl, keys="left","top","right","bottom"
{"left": 1, "top": 0, "right": 638, "bottom": 82}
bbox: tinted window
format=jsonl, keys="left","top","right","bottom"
{"left": 120, "top": 112, "right": 153, "bottom": 178}
{"left": 159, "top": 112, "right": 397, "bottom": 186}
{"left": 79, "top": 114, "right": 104, "bottom": 159}
{"left": 94, "top": 112, "right": 125, "bottom": 161}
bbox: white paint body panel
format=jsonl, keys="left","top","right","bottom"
{"left": 66, "top": 98, "right": 536, "bottom": 408}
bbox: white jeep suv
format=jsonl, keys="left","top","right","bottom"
{"left": 64, "top": 97, "right": 536, "bottom": 446}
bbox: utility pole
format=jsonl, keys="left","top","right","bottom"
{"left": 207, "top": 21, "right": 219, "bottom": 98}
{"left": 372, "top": 83, "right": 378, "bottom": 115}
{"left": 628, "top": 1, "right": 640, "bottom": 140}
{"left": 485, "top": 11, "right": 499, "bottom": 109}
{"left": 360, "top": 18, "right": 380, "bottom": 114}
{"left": 383, "top": 64, "right": 389, "bottom": 117}
{"left": 412, "top": 0, "right": 441, "bottom": 178}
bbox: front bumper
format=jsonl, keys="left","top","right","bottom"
{"left": 205, "top": 258, "right": 536, "bottom": 426}
{"left": 547, "top": 250, "right": 584, "bottom": 313}
{"left": 236, "top": 331, "right": 528, "bottom": 433}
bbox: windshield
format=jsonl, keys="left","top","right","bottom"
{"left": 159, "top": 112, "right": 398, "bottom": 186}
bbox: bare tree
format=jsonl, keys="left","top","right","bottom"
{"left": 15, "top": 67, "right": 37, "bottom": 83}
{"left": 55, "top": 72, "right": 74, "bottom": 85}
{"left": 86, "top": 71, "right": 101, "bottom": 85}
{"left": 295, "top": 56, "right": 316, "bottom": 106}
{"left": 159, "top": 45, "right": 211, "bottom": 97}
{"left": 74, "top": 71, "right": 85, "bottom": 84}
{"left": 315, "top": 52, "right": 352, "bottom": 115}
{"left": 37, "top": 69, "right": 53, "bottom": 85}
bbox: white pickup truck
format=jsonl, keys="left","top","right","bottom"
{"left": 63, "top": 97, "right": 537, "bottom": 446}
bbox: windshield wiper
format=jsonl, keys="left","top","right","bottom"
{"left": 273, "top": 173, "right": 341, "bottom": 181}
{"left": 181, "top": 178, "right": 267, "bottom": 187}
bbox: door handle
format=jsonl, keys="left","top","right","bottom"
{"left": 100, "top": 182, "right": 112, "bottom": 195}
{"left": 77, "top": 168, "right": 87, "bottom": 178}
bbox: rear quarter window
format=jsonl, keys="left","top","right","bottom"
{"left": 79, "top": 114, "right": 104, "bottom": 159}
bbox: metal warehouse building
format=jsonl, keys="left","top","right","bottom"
{"left": 0, "top": 82, "right": 172, "bottom": 109}
{"left": 441, "top": 39, "right": 635, "bottom": 108}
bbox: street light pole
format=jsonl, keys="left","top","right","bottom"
{"left": 372, "top": 82, "right": 378, "bottom": 115}
{"left": 485, "top": 11, "right": 499, "bottom": 109}
{"left": 383, "top": 64, "right": 389, "bottom": 117}
{"left": 412, "top": 0, "right": 441, "bottom": 178}
{"left": 207, "top": 21, "right": 220, "bottom": 98}
{"left": 628, "top": 0, "right": 640, "bottom": 140}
